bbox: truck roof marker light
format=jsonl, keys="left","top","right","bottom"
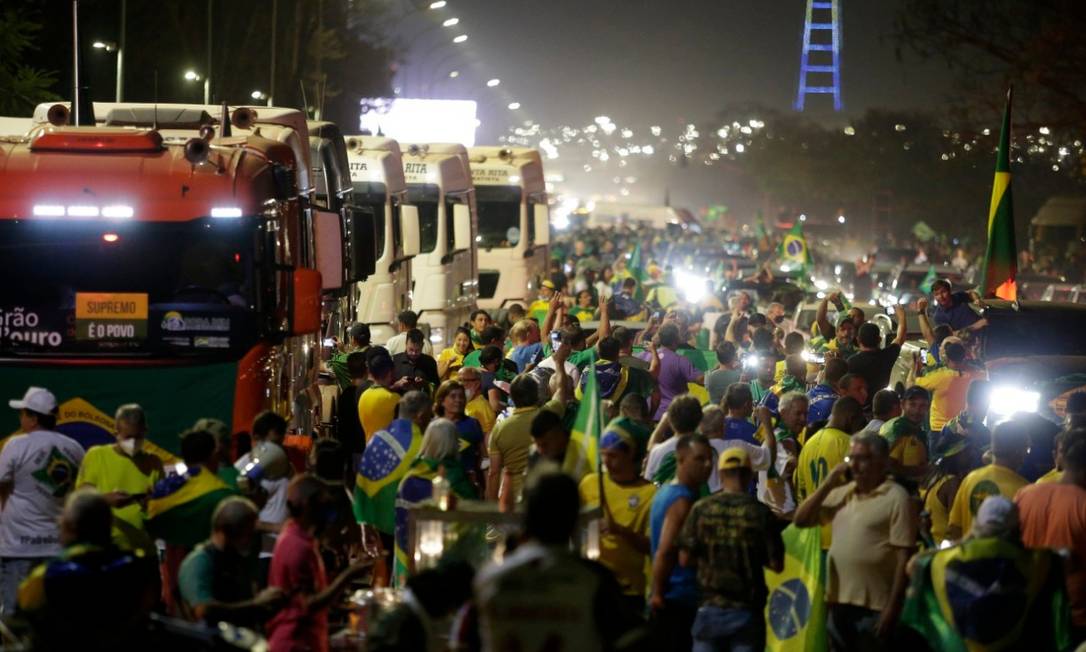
{"left": 32, "top": 205, "right": 65, "bottom": 217}
{"left": 211, "top": 207, "right": 243, "bottom": 218}
{"left": 67, "top": 205, "right": 100, "bottom": 217}
{"left": 102, "top": 205, "right": 134, "bottom": 219}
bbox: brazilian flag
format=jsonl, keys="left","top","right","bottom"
{"left": 353, "top": 419, "right": 422, "bottom": 534}
{"left": 146, "top": 466, "right": 236, "bottom": 547}
{"left": 901, "top": 537, "right": 1071, "bottom": 651}
{"left": 980, "top": 89, "right": 1018, "bottom": 300}
{"left": 764, "top": 525, "right": 827, "bottom": 652}
{"left": 563, "top": 359, "right": 602, "bottom": 481}
{"left": 919, "top": 264, "right": 938, "bottom": 294}
{"left": 779, "top": 221, "right": 813, "bottom": 287}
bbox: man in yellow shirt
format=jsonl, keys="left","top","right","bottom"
{"left": 358, "top": 352, "right": 408, "bottom": 442}
{"left": 879, "top": 386, "right": 931, "bottom": 482}
{"left": 75, "top": 404, "right": 164, "bottom": 552}
{"left": 912, "top": 342, "right": 985, "bottom": 432}
{"left": 794, "top": 397, "right": 866, "bottom": 549}
{"left": 947, "top": 419, "right": 1029, "bottom": 540}
{"left": 579, "top": 421, "right": 656, "bottom": 614}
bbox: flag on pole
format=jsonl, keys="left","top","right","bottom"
{"left": 563, "top": 359, "right": 602, "bottom": 481}
{"left": 764, "top": 525, "right": 827, "bottom": 652}
{"left": 756, "top": 210, "right": 772, "bottom": 253}
{"left": 628, "top": 242, "right": 648, "bottom": 302}
{"left": 919, "top": 264, "right": 938, "bottom": 294}
{"left": 779, "top": 221, "right": 813, "bottom": 286}
{"left": 980, "top": 89, "right": 1018, "bottom": 300}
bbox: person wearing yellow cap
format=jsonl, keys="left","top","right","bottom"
{"left": 528, "top": 280, "right": 558, "bottom": 326}
{"left": 677, "top": 446, "right": 784, "bottom": 651}
{"left": 578, "top": 423, "right": 656, "bottom": 615}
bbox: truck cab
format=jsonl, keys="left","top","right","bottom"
{"left": 400, "top": 143, "right": 478, "bottom": 348}
{"left": 344, "top": 135, "right": 421, "bottom": 345}
{"left": 467, "top": 147, "right": 550, "bottom": 311}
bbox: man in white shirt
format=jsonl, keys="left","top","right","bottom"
{"left": 233, "top": 411, "right": 292, "bottom": 564}
{"left": 385, "top": 310, "right": 434, "bottom": 357}
{"left": 0, "top": 387, "right": 85, "bottom": 615}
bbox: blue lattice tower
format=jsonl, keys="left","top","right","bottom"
{"left": 794, "top": 0, "right": 842, "bottom": 111}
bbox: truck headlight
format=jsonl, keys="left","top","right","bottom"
{"left": 988, "top": 385, "right": 1040, "bottom": 420}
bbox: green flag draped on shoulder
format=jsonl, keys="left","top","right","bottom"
{"left": 980, "top": 89, "right": 1018, "bottom": 300}
{"left": 146, "top": 466, "right": 236, "bottom": 547}
{"left": 900, "top": 537, "right": 1071, "bottom": 652}
{"left": 563, "top": 359, "right": 602, "bottom": 480}
{"left": 764, "top": 525, "right": 827, "bottom": 652}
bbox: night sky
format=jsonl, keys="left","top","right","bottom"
{"left": 391, "top": 0, "right": 956, "bottom": 141}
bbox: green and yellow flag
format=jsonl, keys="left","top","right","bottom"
{"left": 779, "top": 221, "right": 813, "bottom": 281}
{"left": 764, "top": 525, "right": 827, "bottom": 652}
{"left": 980, "top": 89, "right": 1018, "bottom": 300}
{"left": 146, "top": 466, "right": 236, "bottom": 547}
{"left": 919, "top": 264, "right": 938, "bottom": 294}
{"left": 563, "top": 359, "right": 602, "bottom": 481}
{"left": 900, "top": 537, "right": 1071, "bottom": 652}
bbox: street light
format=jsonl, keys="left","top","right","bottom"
{"left": 184, "top": 70, "right": 201, "bottom": 81}
{"left": 453, "top": 34, "right": 468, "bottom": 43}
{"left": 251, "top": 90, "right": 267, "bottom": 101}
{"left": 429, "top": 1, "right": 447, "bottom": 8}
{"left": 448, "top": 70, "right": 459, "bottom": 78}
{"left": 837, "top": 215, "right": 847, "bottom": 224}
{"left": 92, "top": 40, "right": 116, "bottom": 52}
{"left": 442, "top": 17, "right": 459, "bottom": 27}
{"left": 486, "top": 78, "right": 500, "bottom": 87}
{"left": 508, "top": 102, "right": 521, "bottom": 110}
{"left": 91, "top": 38, "right": 123, "bottom": 102}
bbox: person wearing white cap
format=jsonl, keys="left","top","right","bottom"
{"left": 0, "top": 386, "right": 84, "bottom": 615}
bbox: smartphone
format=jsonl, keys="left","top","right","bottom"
{"left": 920, "top": 350, "right": 929, "bottom": 364}
{"left": 550, "top": 331, "right": 562, "bottom": 350}
{"left": 322, "top": 338, "right": 335, "bottom": 348}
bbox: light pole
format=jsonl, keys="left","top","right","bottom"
{"left": 204, "top": 0, "right": 212, "bottom": 104}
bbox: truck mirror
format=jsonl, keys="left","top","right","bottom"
{"left": 453, "top": 203, "right": 472, "bottom": 252}
{"left": 291, "top": 268, "right": 322, "bottom": 335}
{"left": 400, "top": 204, "right": 421, "bottom": 258}
{"left": 534, "top": 204, "right": 551, "bottom": 246}
{"left": 347, "top": 206, "right": 378, "bottom": 281}
{"left": 313, "top": 209, "right": 344, "bottom": 290}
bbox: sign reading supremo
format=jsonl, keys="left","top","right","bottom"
{"left": 75, "top": 292, "right": 148, "bottom": 340}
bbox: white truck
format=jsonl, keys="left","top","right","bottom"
{"left": 401, "top": 143, "right": 478, "bottom": 348}
{"left": 467, "top": 147, "right": 550, "bottom": 311}
{"left": 344, "top": 136, "right": 421, "bottom": 344}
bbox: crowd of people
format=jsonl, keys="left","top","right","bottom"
{"left": 0, "top": 223, "right": 1084, "bottom": 652}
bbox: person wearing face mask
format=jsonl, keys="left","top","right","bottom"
{"left": 75, "top": 403, "right": 164, "bottom": 553}
{"left": 267, "top": 474, "right": 374, "bottom": 652}
{"left": 178, "top": 496, "right": 287, "bottom": 627}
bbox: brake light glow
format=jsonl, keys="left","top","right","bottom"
{"left": 102, "top": 205, "right": 134, "bottom": 219}
{"left": 211, "top": 207, "right": 243, "bottom": 218}
{"left": 32, "top": 205, "right": 65, "bottom": 217}
{"left": 66, "top": 205, "right": 100, "bottom": 217}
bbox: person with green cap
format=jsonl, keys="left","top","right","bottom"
{"left": 579, "top": 418, "right": 657, "bottom": 615}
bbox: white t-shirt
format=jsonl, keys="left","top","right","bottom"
{"left": 234, "top": 452, "right": 290, "bottom": 526}
{"left": 643, "top": 436, "right": 771, "bottom": 493}
{"left": 0, "top": 430, "right": 85, "bottom": 558}
{"left": 384, "top": 332, "right": 434, "bottom": 357}
{"left": 758, "top": 448, "right": 796, "bottom": 515}
{"left": 536, "top": 356, "right": 581, "bottom": 388}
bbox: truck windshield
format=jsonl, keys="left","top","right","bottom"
{"left": 0, "top": 218, "right": 261, "bottom": 357}
{"left": 407, "top": 183, "right": 439, "bottom": 254}
{"left": 353, "top": 181, "right": 389, "bottom": 259}
{"left": 476, "top": 185, "right": 523, "bottom": 249}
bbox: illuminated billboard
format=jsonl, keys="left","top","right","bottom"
{"left": 359, "top": 98, "right": 478, "bottom": 146}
